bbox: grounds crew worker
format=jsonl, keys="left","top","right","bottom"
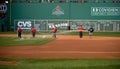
{"left": 78, "top": 25, "right": 86, "bottom": 38}
{"left": 31, "top": 27, "right": 37, "bottom": 38}
{"left": 17, "top": 27, "right": 22, "bottom": 38}
{"left": 52, "top": 26, "right": 58, "bottom": 38}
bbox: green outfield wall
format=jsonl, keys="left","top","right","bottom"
{"left": 1, "top": 1, "right": 120, "bottom": 32}
{"left": 12, "top": 3, "right": 120, "bottom": 32}
{"left": 12, "top": 3, "right": 120, "bottom": 20}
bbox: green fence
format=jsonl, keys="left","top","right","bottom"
{"left": 1, "top": 1, "right": 120, "bottom": 32}
{"left": 12, "top": 3, "right": 120, "bottom": 20}
{"left": 12, "top": 3, "right": 120, "bottom": 31}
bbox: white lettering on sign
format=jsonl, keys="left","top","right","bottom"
{"left": 48, "top": 23, "right": 68, "bottom": 28}
{"left": 91, "top": 7, "right": 120, "bottom": 16}
{"left": 17, "top": 21, "right": 32, "bottom": 27}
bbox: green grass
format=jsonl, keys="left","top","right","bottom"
{"left": 0, "top": 32, "right": 17, "bottom": 34}
{"left": 0, "top": 31, "right": 120, "bottom": 37}
{"left": 0, "top": 58, "right": 120, "bottom": 69}
{"left": 0, "top": 31, "right": 52, "bottom": 34}
{"left": 0, "top": 37, "right": 54, "bottom": 46}
{"left": 62, "top": 32, "right": 120, "bottom": 37}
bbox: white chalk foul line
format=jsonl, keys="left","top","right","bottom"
{"left": 37, "top": 51, "right": 120, "bottom": 54}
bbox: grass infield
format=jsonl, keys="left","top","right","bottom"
{"left": 0, "top": 31, "right": 120, "bottom": 37}
{"left": 0, "top": 37, "right": 54, "bottom": 46}
{"left": 62, "top": 32, "right": 120, "bottom": 37}
{"left": 0, "top": 58, "right": 120, "bottom": 69}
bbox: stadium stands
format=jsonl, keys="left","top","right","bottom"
{"left": 11, "top": 0, "right": 120, "bottom": 3}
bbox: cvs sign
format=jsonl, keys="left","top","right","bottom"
{"left": 17, "top": 21, "right": 32, "bottom": 28}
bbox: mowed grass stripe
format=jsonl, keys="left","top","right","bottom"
{"left": 0, "top": 58, "right": 120, "bottom": 69}
{"left": 0, "top": 37, "right": 54, "bottom": 46}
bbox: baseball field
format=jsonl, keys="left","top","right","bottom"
{"left": 0, "top": 31, "right": 120, "bottom": 69}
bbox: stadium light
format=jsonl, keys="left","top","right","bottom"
{"left": 5, "top": 1, "right": 8, "bottom": 3}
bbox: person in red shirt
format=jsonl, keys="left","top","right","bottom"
{"left": 78, "top": 25, "right": 86, "bottom": 38}
{"left": 52, "top": 26, "right": 58, "bottom": 38}
{"left": 31, "top": 27, "right": 37, "bottom": 38}
{"left": 17, "top": 27, "right": 22, "bottom": 38}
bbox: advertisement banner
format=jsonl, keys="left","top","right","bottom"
{"left": 14, "top": 20, "right": 34, "bottom": 31}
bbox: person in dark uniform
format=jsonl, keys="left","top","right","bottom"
{"left": 88, "top": 25, "right": 94, "bottom": 39}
